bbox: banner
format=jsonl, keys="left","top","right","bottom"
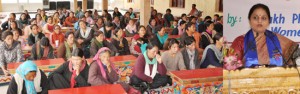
{"left": 224, "top": 0, "right": 300, "bottom": 43}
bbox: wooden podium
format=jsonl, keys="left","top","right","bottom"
{"left": 223, "top": 67, "right": 300, "bottom": 94}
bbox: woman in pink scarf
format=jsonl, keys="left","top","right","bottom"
{"left": 88, "top": 47, "right": 140, "bottom": 94}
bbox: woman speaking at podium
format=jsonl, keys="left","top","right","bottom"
{"left": 231, "top": 3, "right": 298, "bottom": 68}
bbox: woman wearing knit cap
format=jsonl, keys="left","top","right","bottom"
{"left": 48, "top": 48, "right": 90, "bottom": 90}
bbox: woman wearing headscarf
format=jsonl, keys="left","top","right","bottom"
{"left": 0, "top": 31, "right": 23, "bottom": 76}
{"left": 30, "top": 37, "right": 55, "bottom": 60}
{"left": 48, "top": 48, "right": 90, "bottom": 90}
{"left": 7, "top": 61, "right": 48, "bottom": 94}
{"left": 88, "top": 47, "right": 140, "bottom": 94}
{"left": 57, "top": 31, "right": 80, "bottom": 61}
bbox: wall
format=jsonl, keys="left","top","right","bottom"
{"left": 2, "top": 3, "right": 43, "bottom": 12}
{"left": 123, "top": 0, "right": 140, "bottom": 10}
{"left": 123, "top": 0, "right": 223, "bottom": 17}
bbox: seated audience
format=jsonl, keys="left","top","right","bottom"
{"left": 92, "top": 18, "right": 104, "bottom": 33}
{"left": 0, "top": 31, "right": 22, "bottom": 76}
{"left": 48, "top": 48, "right": 90, "bottom": 90}
{"left": 164, "top": 9, "right": 174, "bottom": 27}
{"left": 2, "top": 13, "right": 23, "bottom": 31}
{"left": 200, "top": 33, "right": 224, "bottom": 68}
{"left": 200, "top": 21, "right": 215, "bottom": 49}
{"left": 7, "top": 61, "right": 48, "bottom": 94}
{"left": 130, "top": 43, "right": 171, "bottom": 91}
{"left": 6, "top": 21, "right": 23, "bottom": 36}
{"left": 49, "top": 25, "right": 65, "bottom": 48}
{"left": 172, "top": 21, "right": 186, "bottom": 35}
{"left": 88, "top": 47, "right": 140, "bottom": 93}
{"left": 42, "top": 17, "right": 54, "bottom": 34}
{"left": 64, "top": 12, "right": 78, "bottom": 27}
{"left": 90, "top": 31, "right": 117, "bottom": 57}
{"left": 27, "top": 24, "right": 45, "bottom": 46}
{"left": 130, "top": 26, "right": 148, "bottom": 55}
{"left": 111, "top": 28, "right": 130, "bottom": 55}
{"left": 57, "top": 31, "right": 80, "bottom": 61}
{"left": 74, "top": 20, "right": 94, "bottom": 58}
{"left": 150, "top": 27, "right": 168, "bottom": 50}
{"left": 124, "top": 20, "right": 136, "bottom": 37}
{"left": 19, "top": 13, "right": 30, "bottom": 27}
{"left": 30, "top": 37, "right": 55, "bottom": 60}
{"left": 181, "top": 36, "right": 201, "bottom": 70}
{"left": 161, "top": 38, "right": 186, "bottom": 73}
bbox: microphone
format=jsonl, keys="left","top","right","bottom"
{"left": 264, "top": 32, "right": 288, "bottom": 66}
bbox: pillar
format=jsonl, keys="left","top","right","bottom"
{"left": 102, "top": 0, "right": 108, "bottom": 11}
{"left": 82, "top": 0, "right": 87, "bottom": 12}
{"left": 74, "top": 0, "right": 78, "bottom": 12}
{"left": 0, "top": 0, "right": 2, "bottom": 12}
{"left": 140, "top": 0, "right": 151, "bottom": 26}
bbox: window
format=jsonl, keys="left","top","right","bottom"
{"left": 151, "top": 0, "right": 154, "bottom": 5}
{"left": 127, "top": 0, "right": 134, "bottom": 3}
{"left": 171, "top": 0, "right": 185, "bottom": 8}
{"left": 219, "top": 0, "right": 223, "bottom": 12}
{"left": 29, "top": 0, "right": 43, "bottom": 3}
{"left": 218, "top": 0, "right": 223, "bottom": 12}
{"left": 19, "top": 0, "right": 28, "bottom": 3}
{"left": 2, "top": 0, "right": 18, "bottom": 3}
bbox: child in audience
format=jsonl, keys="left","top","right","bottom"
{"left": 170, "top": 21, "right": 178, "bottom": 29}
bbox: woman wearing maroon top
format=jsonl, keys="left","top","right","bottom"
{"left": 130, "top": 43, "right": 171, "bottom": 91}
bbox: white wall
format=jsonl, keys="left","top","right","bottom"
{"left": 2, "top": 3, "right": 43, "bottom": 12}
